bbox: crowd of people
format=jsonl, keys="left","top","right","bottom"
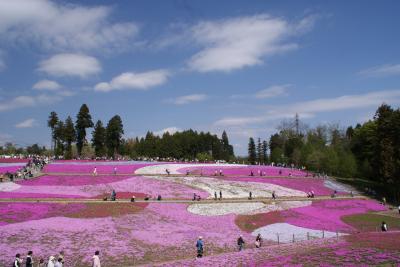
{"left": 13, "top": 251, "right": 65, "bottom": 267}
{"left": 0, "top": 157, "right": 48, "bottom": 182}
{"left": 12, "top": 251, "right": 103, "bottom": 267}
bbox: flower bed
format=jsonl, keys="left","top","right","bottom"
{"left": 221, "top": 177, "right": 346, "bottom": 195}
{"left": 143, "top": 175, "right": 306, "bottom": 198}
{"left": 43, "top": 163, "right": 152, "bottom": 174}
{"left": 17, "top": 175, "right": 133, "bottom": 186}
{"left": 188, "top": 201, "right": 311, "bottom": 216}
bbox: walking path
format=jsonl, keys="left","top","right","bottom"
{"left": 0, "top": 195, "right": 364, "bottom": 204}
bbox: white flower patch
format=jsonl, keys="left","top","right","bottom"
{"left": 135, "top": 163, "right": 242, "bottom": 175}
{"left": 143, "top": 175, "right": 307, "bottom": 198}
{"left": 252, "top": 223, "right": 346, "bottom": 243}
{"left": 188, "top": 201, "right": 312, "bottom": 216}
{"left": 0, "top": 182, "right": 21, "bottom": 192}
{"left": 324, "top": 180, "right": 355, "bottom": 193}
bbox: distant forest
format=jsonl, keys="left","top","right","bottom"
{"left": 248, "top": 104, "right": 400, "bottom": 201}
{"left": 44, "top": 104, "right": 234, "bottom": 161}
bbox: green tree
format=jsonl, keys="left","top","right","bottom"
{"left": 54, "top": 120, "right": 65, "bottom": 157}
{"left": 75, "top": 104, "right": 94, "bottom": 156}
{"left": 248, "top": 137, "right": 256, "bottom": 165}
{"left": 47, "top": 111, "right": 59, "bottom": 152}
{"left": 262, "top": 140, "right": 268, "bottom": 164}
{"left": 92, "top": 120, "right": 106, "bottom": 157}
{"left": 256, "top": 138, "right": 263, "bottom": 164}
{"left": 106, "top": 115, "right": 124, "bottom": 158}
{"left": 64, "top": 116, "right": 76, "bottom": 159}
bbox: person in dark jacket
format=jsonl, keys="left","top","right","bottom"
{"left": 196, "top": 236, "right": 204, "bottom": 258}
{"left": 25, "top": 251, "right": 33, "bottom": 267}
{"left": 14, "top": 253, "right": 22, "bottom": 267}
{"left": 237, "top": 235, "right": 245, "bottom": 251}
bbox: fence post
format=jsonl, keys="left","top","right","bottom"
{"left": 277, "top": 233, "right": 280, "bottom": 244}
{"left": 307, "top": 232, "right": 309, "bottom": 240}
{"left": 292, "top": 234, "right": 295, "bottom": 243}
{"left": 322, "top": 230, "right": 325, "bottom": 238}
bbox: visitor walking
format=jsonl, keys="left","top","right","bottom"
{"left": 25, "top": 251, "right": 33, "bottom": 267}
{"left": 219, "top": 190, "right": 222, "bottom": 200}
{"left": 381, "top": 221, "right": 388, "bottom": 232}
{"left": 249, "top": 191, "right": 252, "bottom": 200}
{"left": 196, "top": 236, "right": 204, "bottom": 258}
{"left": 54, "top": 258, "right": 63, "bottom": 267}
{"left": 214, "top": 191, "right": 217, "bottom": 200}
{"left": 193, "top": 193, "right": 197, "bottom": 201}
{"left": 255, "top": 233, "right": 262, "bottom": 248}
{"left": 37, "top": 258, "right": 45, "bottom": 267}
{"left": 14, "top": 253, "right": 22, "bottom": 267}
{"left": 113, "top": 167, "right": 117, "bottom": 175}
{"left": 272, "top": 191, "right": 276, "bottom": 200}
{"left": 111, "top": 190, "right": 116, "bottom": 201}
{"left": 237, "top": 235, "right": 245, "bottom": 251}
{"left": 58, "top": 251, "right": 64, "bottom": 265}
{"left": 47, "top": 256, "right": 55, "bottom": 267}
{"left": 398, "top": 205, "right": 400, "bottom": 214}
{"left": 93, "top": 167, "right": 97, "bottom": 176}
{"left": 92, "top": 251, "right": 101, "bottom": 267}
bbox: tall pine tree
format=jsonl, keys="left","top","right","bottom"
{"left": 75, "top": 104, "right": 94, "bottom": 156}
{"left": 248, "top": 137, "right": 256, "bottom": 165}
{"left": 92, "top": 120, "right": 106, "bottom": 157}
{"left": 256, "top": 138, "right": 262, "bottom": 164}
{"left": 47, "top": 111, "right": 59, "bottom": 152}
{"left": 106, "top": 115, "right": 124, "bottom": 158}
{"left": 64, "top": 116, "right": 76, "bottom": 159}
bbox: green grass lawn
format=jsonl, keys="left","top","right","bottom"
{"left": 342, "top": 212, "right": 400, "bottom": 232}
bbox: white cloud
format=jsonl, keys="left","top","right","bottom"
{"left": 154, "top": 127, "right": 181, "bottom": 136}
{"left": 359, "top": 64, "right": 400, "bottom": 77}
{"left": 215, "top": 90, "right": 400, "bottom": 127}
{"left": 38, "top": 53, "right": 101, "bottom": 78}
{"left": 167, "top": 94, "right": 207, "bottom": 105}
{"left": 32, "top": 79, "right": 61, "bottom": 91}
{"left": 0, "top": 0, "right": 138, "bottom": 52}
{"left": 255, "top": 84, "right": 290, "bottom": 99}
{"left": 188, "top": 14, "right": 315, "bottom": 72}
{"left": 15, "top": 118, "right": 37, "bottom": 128}
{"left": 0, "top": 93, "right": 68, "bottom": 112}
{"left": 94, "top": 69, "right": 169, "bottom": 92}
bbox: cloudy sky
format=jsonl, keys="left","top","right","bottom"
{"left": 0, "top": 0, "right": 400, "bottom": 155}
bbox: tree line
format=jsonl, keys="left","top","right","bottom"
{"left": 47, "top": 104, "right": 234, "bottom": 161}
{"left": 248, "top": 104, "right": 400, "bottom": 201}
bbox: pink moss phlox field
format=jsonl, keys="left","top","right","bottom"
{"left": 17, "top": 175, "right": 133, "bottom": 186}
{"left": 0, "top": 165, "right": 24, "bottom": 174}
{"left": 282, "top": 199, "right": 387, "bottom": 232}
{"left": 0, "top": 202, "right": 85, "bottom": 225}
{"left": 0, "top": 192, "right": 84, "bottom": 199}
{"left": 43, "top": 163, "right": 152, "bottom": 174}
{"left": 0, "top": 203, "right": 246, "bottom": 265}
{"left": 5, "top": 175, "right": 209, "bottom": 199}
{"left": 221, "top": 177, "right": 339, "bottom": 195}
{"left": 177, "top": 165, "right": 308, "bottom": 177}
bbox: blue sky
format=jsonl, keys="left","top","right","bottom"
{"left": 1, "top": 0, "right": 400, "bottom": 155}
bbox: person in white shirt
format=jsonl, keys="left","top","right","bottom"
{"left": 93, "top": 251, "right": 101, "bottom": 267}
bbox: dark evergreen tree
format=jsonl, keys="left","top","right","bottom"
{"left": 248, "top": 137, "right": 256, "bottom": 165}
{"left": 92, "top": 120, "right": 106, "bottom": 157}
{"left": 47, "top": 111, "right": 59, "bottom": 152}
{"left": 106, "top": 115, "right": 124, "bottom": 158}
{"left": 75, "top": 104, "right": 94, "bottom": 156}
{"left": 64, "top": 116, "right": 76, "bottom": 159}
{"left": 256, "top": 138, "right": 262, "bottom": 164}
{"left": 262, "top": 140, "right": 268, "bottom": 164}
{"left": 54, "top": 120, "right": 65, "bottom": 157}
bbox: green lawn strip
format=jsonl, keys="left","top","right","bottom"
{"left": 342, "top": 213, "right": 400, "bottom": 232}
